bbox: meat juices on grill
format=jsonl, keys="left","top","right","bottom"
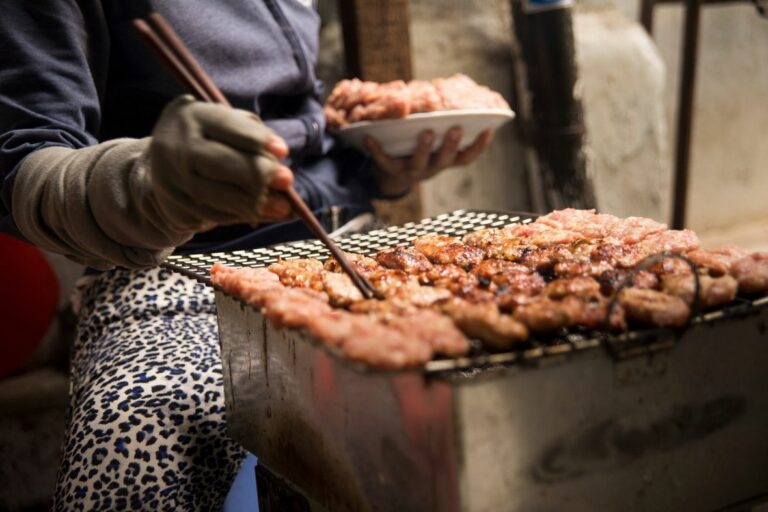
{"left": 730, "top": 252, "right": 768, "bottom": 293}
{"left": 412, "top": 234, "right": 485, "bottom": 269}
{"left": 618, "top": 288, "right": 690, "bottom": 328}
{"left": 661, "top": 273, "right": 738, "bottom": 309}
{"left": 439, "top": 298, "right": 528, "bottom": 352}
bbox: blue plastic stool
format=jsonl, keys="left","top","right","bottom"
{"left": 223, "top": 453, "right": 259, "bottom": 511}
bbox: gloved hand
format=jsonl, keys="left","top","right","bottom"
{"left": 12, "top": 95, "right": 293, "bottom": 270}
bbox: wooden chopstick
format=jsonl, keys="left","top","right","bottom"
{"left": 281, "top": 188, "right": 379, "bottom": 299}
{"left": 146, "top": 14, "right": 232, "bottom": 107}
{"left": 132, "top": 19, "right": 213, "bottom": 103}
{"left": 132, "top": 13, "right": 379, "bottom": 300}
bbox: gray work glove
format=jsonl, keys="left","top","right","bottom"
{"left": 13, "top": 96, "right": 284, "bottom": 270}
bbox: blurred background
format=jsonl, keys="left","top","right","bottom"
{"left": 1, "top": 0, "right": 766, "bottom": 509}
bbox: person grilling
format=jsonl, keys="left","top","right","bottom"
{"left": 0, "top": 1, "right": 496, "bottom": 509}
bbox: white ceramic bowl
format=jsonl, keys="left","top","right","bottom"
{"left": 336, "top": 109, "right": 515, "bottom": 158}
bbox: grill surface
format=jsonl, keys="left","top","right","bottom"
{"left": 164, "top": 209, "right": 534, "bottom": 283}
{"left": 163, "top": 208, "right": 768, "bottom": 372}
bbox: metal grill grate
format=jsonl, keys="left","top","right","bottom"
{"left": 163, "top": 209, "right": 536, "bottom": 283}
{"left": 163, "top": 209, "right": 768, "bottom": 367}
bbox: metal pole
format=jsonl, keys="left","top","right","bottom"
{"left": 511, "top": 0, "right": 596, "bottom": 211}
{"left": 672, "top": 0, "right": 702, "bottom": 229}
{"left": 640, "top": 0, "right": 656, "bottom": 33}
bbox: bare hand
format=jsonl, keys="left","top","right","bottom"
{"left": 366, "top": 127, "right": 494, "bottom": 197}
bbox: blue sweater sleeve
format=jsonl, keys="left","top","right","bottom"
{"left": 0, "top": 1, "right": 104, "bottom": 239}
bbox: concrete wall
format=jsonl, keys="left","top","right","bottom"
{"left": 574, "top": 6, "right": 672, "bottom": 221}
{"left": 612, "top": 0, "right": 768, "bottom": 232}
{"left": 408, "top": 0, "right": 531, "bottom": 216}
{"left": 318, "top": 0, "right": 673, "bottom": 222}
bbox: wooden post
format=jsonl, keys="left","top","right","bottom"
{"left": 338, "top": 0, "right": 423, "bottom": 225}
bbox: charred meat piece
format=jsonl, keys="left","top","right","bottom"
{"left": 605, "top": 215, "right": 667, "bottom": 243}
{"left": 598, "top": 269, "right": 659, "bottom": 296}
{"left": 405, "top": 285, "right": 453, "bottom": 308}
{"left": 268, "top": 258, "right": 325, "bottom": 290}
{"left": 412, "top": 234, "right": 485, "bottom": 269}
{"left": 536, "top": 208, "right": 618, "bottom": 239}
{"left": 304, "top": 310, "right": 362, "bottom": 347}
{"left": 364, "top": 268, "right": 452, "bottom": 306}
{"left": 210, "top": 263, "right": 283, "bottom": 306}
{"left": 730, "top": 252, "right": 768, "bottom": 294}
{"left": 628, "top": 229, "right": 701, "bottom": 266}
{"left": 545, "top": 276, "right": 601, "bottom": 300}
{"left": 324, "top": 252, "right": 381, "bottom": 276}
{"left": 561, "top": 295, "right": 627, "bottom": 331}
{"left": 463, "top": 228, "right": 505, "bottom": 249}
{"left": 348, "top": 298, "right": 417, "bottom": 320}
{"left": 321, "top": 272, "right": 364, "bottom": 307}
{"left": 470, "top": 259, "right": 531, "bottom": 286}
{"left": 375, "top": 246, "right": 433, "bottom": 275}
{"left": 661, "top": 273, "right": 738, "bottom": 309}
{"left": 495, "top": 272, "right": 546, "bottom": 297}
{"left": 553, "top": 259, "right": 614, "bottom": 279}
{"left": 366, "top": 269, "right": 418, "bottom": 297}
{"left": 423, "top": 264, "right": 480, "bottom": 295}
{"left": 685, "top": 246, "right": 749, "bottom": 276}
{"left": 495, "top": 291, "right": 537, "bottom": 312}
{"left": 512, "top": 298, "right": 571, "bottom": 333}
{"left": 439, "top": 298, "right": 528, "bottom": 352}
{"left": 481, "top": 240, "right": 528, "bottom": 262}
{"left": 388, "top": 310, "right": 470, "bottom": 357}
{"left": 261, "top": 288, "right": 333, "bottom": 329}
{"left": 516, "top": 245, "right": 573, "bottom": 272}
{"left": 340, "top": 321, "right": 434, "bottom": 370}
{"left": 618, "top": 288, "right": 690, "bottom": 328}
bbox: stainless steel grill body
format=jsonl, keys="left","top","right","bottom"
{"left": 166, "top": 210, "right": 768, "bottom": 511}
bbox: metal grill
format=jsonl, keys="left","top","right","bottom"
{"left": 164, "top": 208, "right": 768, "bottom": 368}
{"left": 163, "top": 209, "right": 536, "bottom": 283}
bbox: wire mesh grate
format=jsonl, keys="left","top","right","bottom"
{"left": 163, "top": 209, "right": 536, "bottom": 283}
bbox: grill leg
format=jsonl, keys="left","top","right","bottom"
{"left": 255, "top": 464, "right": 312, "bottom": 512}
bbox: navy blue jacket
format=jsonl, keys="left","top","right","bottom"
{"left": 0, "top": 0, "right": 377, "bottom": 252}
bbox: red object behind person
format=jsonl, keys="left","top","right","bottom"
{"left": 0, "top": 233, "right": 59, "bottom": 378}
